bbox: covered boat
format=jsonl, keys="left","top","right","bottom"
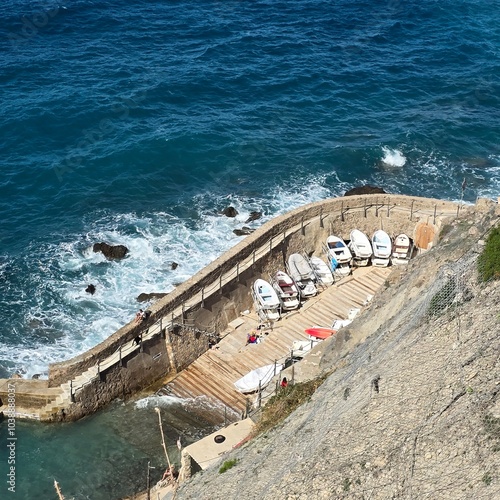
{"left": 348, "top": 229, "right": 372, "bottom": 266}
{"left": 309, "top": 256, "right": 334, "bottom": 286}
{"left": 392, "top": 233, "right": 411, "bottom": 265}
{"left": 234, "top": 363, "right": 283, "bottom": 393}
{"left": 287, "top": 253, "right": 317, "bottom": 298}
{"left": 272, "top": 271, "right": 300, "bottom": 311}
{"left": 253, "top": 279, "right": 281, "bottom": 321}
{"left": 371, "top": 230, "right": 392, "bottom": 267}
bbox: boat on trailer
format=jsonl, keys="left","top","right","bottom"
{"left": 391, "top": 233, "right": 411, "bottom": 265}
{"left": 253, "top": 279, "right": 281, "bottom": 321}
{"left": 287, "top": 253, "right": 317, "bottom": 298}
{"left": 272, "top": 271, "right": 300, "bottom": 311}
{"left": 348, "top": 229, "right": 372, "bottom": 266}
{"left": 371, "top": 230, "right": 392, "bottom": 267}
{"left": 309, "top": 256, "right": 334, "bottom": 286}
{"left": 326, "top": 235, "right": 352, "bottom": 276}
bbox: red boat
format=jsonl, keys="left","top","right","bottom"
{"left": 304, "top": 327, "right": 337, "bottom": 340}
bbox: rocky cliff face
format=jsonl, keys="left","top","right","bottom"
{"left": 173, "top": 203, "right": 500, "bottom": 500}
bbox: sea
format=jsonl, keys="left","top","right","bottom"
{"left": 0, "top": 0, "right": 498, "bottom": 498}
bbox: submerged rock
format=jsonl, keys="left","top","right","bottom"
{"left": 245, "top": 211, "right": 262, "bottom": 223}
{"left": 136, "top": 292, "right": 168, "bottom": 302}
{"left": 233, "top": 227, "right": 255, "bottom": 236}
{"left": 344, "top": 185, "right": 386, "bottom": 196}
{"left": 92, "top": 242, "right": 129, "bottom": 260}
{"left": 222, "top": 206, "right": 239, "bottom": 217}
{"left": 171, "top": 262, "right": 179, "bottom": 270}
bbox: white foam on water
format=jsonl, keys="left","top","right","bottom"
{"left": 0, "top": 174, "right": 345, "bottom": 378}
{"left": 381, "top": 146, "right": 407, "bottom": 167}
{"left": 134, "top": 394, "right": 184, "bottom": 409}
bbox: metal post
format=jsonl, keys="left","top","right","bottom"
{"left": 258, "top": 380, "right": 262, "bottom": 408}
{"left": 433, "top": 205, "right": 437, "bottom": 225}
{"left": 219, "top": 274, "right": 222, "bottom": 294}
{"left": 236, "top": 262, "right": 239, "bottom": 279}
{"left": 410, "top": 200, "right": 414, "bottom": 221}
{"left": 273, "top": 359, "right": 277, "bottom": 375}
{"left": 253, "top": 248, "right": 256, "bottom": 266}
{"left": 201, "top": 287, "right": 204, "bottom": 307}
{"left": 364, "top": 198, "right": 367, "bottom": 217}
{"left": 181, "top": 304, "right": 185, "bottom": 325}
{"left": 119, "top": 345, "right": 122, "bottom": 365}
{"left": 224, "top": 406, "right": 227, "bottom": 427}
{"left": 319, "top": 208, "right": 324, "bottom": 228}
{"left": 375, "top": 198, "right": 379, "bottom": 217}
{"left": 387, "top": 199, "right": 390, "bottom": 217}
{"left": 291, "top": 363, "right": 295, "bottom": 385}
{"left": 456, "top": 204, "right": 460, "bottom": 218}
{"left": 70, "top": 380, "right": 75, "bottom": 402}
{"left": 301, "top": 217, "right": 305, "bottom": 235}
{"left": 341, "top": 201, "right": 344, "bottom": 222}
{"left": 270, "top": 236, "right": 273, "bottom": 252}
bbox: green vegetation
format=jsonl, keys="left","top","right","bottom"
{"left": 342, "top": 478, "right": 351, "bottom": 492}
{"left": 219, "top": 458, "right": 238, "bottom": 474}
{"left": 477, "top": 227, "right": 500, "bottom": 282}
{"left": 253, "top": 374, "right": 328, "bottom": 436}
{"left": 482, "top": 472, "right": 492, "bottom": 486}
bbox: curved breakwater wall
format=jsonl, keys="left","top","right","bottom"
{"left": 0, "top": 194, "right": 463, "bottom": 421}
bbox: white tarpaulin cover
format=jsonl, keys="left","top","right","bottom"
{"left": 234, "top": 363, "right": 283, "bottom": 393}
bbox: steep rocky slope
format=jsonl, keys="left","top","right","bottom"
{"left": 173, "top": 202, "right": 500, "bottom": 500}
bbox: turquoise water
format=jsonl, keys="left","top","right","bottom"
{"left": 0, "top": 0, "right": 499, "bottom": 498}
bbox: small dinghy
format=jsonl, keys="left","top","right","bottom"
{"left": 253, "top": 279, "right": 281, "bottom": 321}
{"left": 348, "top": 229, "right": 372, "bottom": 266}
{"left": 272, "top": 271, "right": 300, "bottom": 311}
{"left": 371, "top": 230, "right": 392, "bottom": 267}
{"left": 391, "top": 233, "right": 411, "bottom": 265}
{"left": 234, "top": 363, "right": 283, "bottom": 393}
{"left": 326, "top": 235, "right": 352, "bottom": 276}
{"left": 287, "top": 253, "right": 317, "bottom": 298}
{"left": 309, "top": 256, "right": 334, "bottom": 286}
{"left": 304, "top": 327, "right": 337, "bottom": 340}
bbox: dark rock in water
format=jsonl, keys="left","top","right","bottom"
{"left": 344, "top": 185, "right": 386, "bottom": 196}
{"left": 93, "top": 242, "right": 129, "bottom": 260}
{"left": 233, "top": 227, "right": 255, "bottom": 236}
{"left": 245, "top": 211, "right": 262, "bottom": 223}
{"left": 172, "top": 281, "right": 184, "bottom": 287}
{"left": 222, "top": 206, "right": 238, "bottom": 217}
{"left": 85, "top": 284, "right": 96, "bottom": 295}
{"left": 136, "top": 292, "right": 168, "bottom": 302}
{"left": 32, "top": 374, "right": 41, "bottom": 380}
{"left": 171, "top": 262, "right": 179, "bottom": 270}
{"left": 11, "top": 373, "right": 23, "bottom": 379}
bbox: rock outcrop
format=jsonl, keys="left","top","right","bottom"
{"left": 233, "top": 227, "right": 255, "bottom": 236}
{"left": 92, "top": 242, "right": 129, "bottom": 260}
{"left": 245, "top": 211, "right": 262, "bottom": 223}
{"left": 136, "top": 292, "right": 168, "bottom": 303}
{"left": 222, "top": 206, "right": 239, "bottom": 217}
{"left": 344, "top": 185, "right": 386, "bottom": 196}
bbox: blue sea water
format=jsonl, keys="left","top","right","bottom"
{"left": 0, "top": 0, "right": 499, "bottom": 497}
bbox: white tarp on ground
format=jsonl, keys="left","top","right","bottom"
{"left": 234, "top": 364, "right": 284, "bottom": 393}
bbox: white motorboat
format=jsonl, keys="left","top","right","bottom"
{"left": 272, "top": 271, "right": 300, "bottom": 311}
{"left": 326, "top": 235, "right": 352, "bottom": 276}
{"left": 253, "top": 279, "right": 281, "bottom": 321}
{"left": 371, "top": 230, "right": 392, "bottom": 267}
{"left": 348, "top": 229, "right": 372, "bottom": 266}
{"left": 392, "top": 233, "right": 411, "bottom": 265}
{"left": 287, "top": 254, "right": 317, "bottom": 298}
{"left": 309, "top": 256, "right": 334, "bottom": 286}
{"left": 234, "top": 363, "right": 283, "bottom": 393}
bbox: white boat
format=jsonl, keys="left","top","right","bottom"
{"left": 309, "top": 256, "right": 334, "bottom": 286}
{"left": 326, "top": 235, "right": 352, "bottom": 263}
{"left": 348, "top": 229, "right": 372, "bottom": 266}
{"left": 253, "top": 279, "right": 281, "bottom": 321}
{"left": 392, "top": 233, "right": 411, "bottom": 265}
{"left": 371, "top": 230, "right": 392, "bottom": 267}
{"left": 287, "top": 254, "right": 317, "bottom": 298}
{"left": 272, "top": 271, "right": 300, "bottom": 311}
{"left": 234, "top": 363, "right": 283, "bottom": 393}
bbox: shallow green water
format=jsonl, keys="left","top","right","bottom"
{"left": 0, "top": 395, "right": 219, "bottom": 499}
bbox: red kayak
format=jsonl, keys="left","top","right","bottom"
{"left": 304, "top": 327, "right": 337, "bottom": 339}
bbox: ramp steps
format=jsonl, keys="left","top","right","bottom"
{"left": 161, "top": 266, "right": 392, "bottom": 418}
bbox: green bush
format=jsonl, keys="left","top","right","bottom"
{"left": 477, "top": 227, "right": 500, "bottom": 282}
{"left": 219, "top": 458, "right": 238, "bottom": 474}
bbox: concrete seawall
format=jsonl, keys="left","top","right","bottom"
{"left": 0, "top": 194, "right": 464, "bottom": 422}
